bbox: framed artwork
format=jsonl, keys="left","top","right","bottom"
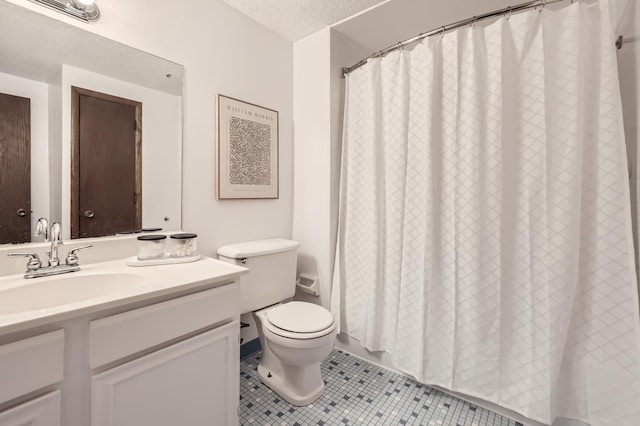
{"left": 217, "top": 95, "right": 279, "bottom": 199}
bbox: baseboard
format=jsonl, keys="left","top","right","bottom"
{"left": 240, "top": 337, "right": 261, "bottom": 360}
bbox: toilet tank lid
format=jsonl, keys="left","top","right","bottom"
{"left": 217, "top": 238, "right": 300, "bottom": 258}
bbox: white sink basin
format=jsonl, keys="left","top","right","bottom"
{"left": 0, "top": 273, "right": 146, "bottom": 315}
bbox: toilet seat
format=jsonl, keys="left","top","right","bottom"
{"left": 265, "top": 302, "right": 335, "bottom": 340}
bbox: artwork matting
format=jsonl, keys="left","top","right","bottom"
{"left": 217, "top": 95, "right": 279, "bottom": 199}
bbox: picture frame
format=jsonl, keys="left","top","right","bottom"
{"left": 217, "top": 95, "right": 279, "bottom": 199}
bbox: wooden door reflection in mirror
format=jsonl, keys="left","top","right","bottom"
{"left": 71, "top": 87, "right": 142, "bottom": 239}
{"left": 0, "top": 93, "right": 31, "bottom": 244}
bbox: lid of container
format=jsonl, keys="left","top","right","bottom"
{"left": 142, "top": 227, "right": 162, "bottom": 232}
{"left": 266, "top": 302, "right": 334, "bottom": 333}
{"left": 217, "top": 238, "right": 299, "bottom": 258}
{"left": 170, "top": 233, "right": 197, "bottom": 239}
{"left": 137, "top": 234, "right": 167, "bottom": 241}
{"left": 116, "top": 229, "right": 142, "bottom": 234}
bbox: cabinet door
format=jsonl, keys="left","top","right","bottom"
{"left": 0, "top": 391, "right": 61, "bottom": 426}
{"left": 91, "top": 321, "right": 239, "bottom": 426}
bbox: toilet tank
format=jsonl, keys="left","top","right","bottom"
{"left": 217, "top": 239, "right": 300, "bottom": 313}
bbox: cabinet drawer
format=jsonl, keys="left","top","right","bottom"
{"left": 89, "top": 283, "right": 239, "bottom": 369}
{"left": 0, "top": 330, "right": 64, "bottom": 405}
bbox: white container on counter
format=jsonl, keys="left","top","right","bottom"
{"left": 169, "top": 233, "right": 197, "bottom": 257}
{"left": 137, "top": 235, "right": 167, "bottom": 260}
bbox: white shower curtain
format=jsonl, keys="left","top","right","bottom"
{"left": 332, "top": 1, "right": 640, "bottom": 424}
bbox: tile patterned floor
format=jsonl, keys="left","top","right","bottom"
{"left": 240, "top": 349, "right": 522, "bottom": 426}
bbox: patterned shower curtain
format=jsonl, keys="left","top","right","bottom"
{"left": 331, "top": 1, "right": 640, "bottom": 424}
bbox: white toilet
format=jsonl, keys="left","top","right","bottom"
{"left": 217, "top": 238, "right": 337, "bottom": 406}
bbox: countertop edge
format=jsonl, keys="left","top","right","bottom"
{"left": 0, "top": 257, "right": 248, "bottom": 337}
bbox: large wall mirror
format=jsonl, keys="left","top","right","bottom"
{"left": 0, "top": 1, "right": 184, "bottom": 244}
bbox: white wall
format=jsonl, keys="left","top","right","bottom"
{"left": 7, "top": 0, "right": 294, "bottom": 256}
{"left": 0, "top": 71, "right": 50, "bottom": 234}
{"left": 59, "top": 64, "right": 182, "bottom": 238}
{"left": 292, "top": 29, "right": 332, "bottom": 308}
{"left": 290, "top": 29, "right": 363, "bottom": 311}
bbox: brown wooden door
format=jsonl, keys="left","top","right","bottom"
{"left": 71, "top": 87, "right": 141, "bottom": 239}
{"left": 0, "top": 93, "right": 30, "bottom": 244}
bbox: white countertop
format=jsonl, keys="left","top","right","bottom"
{"left": 0, "top": 256, "right": 248, "bottom": 336}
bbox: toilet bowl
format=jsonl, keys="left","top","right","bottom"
{"left": 254, "top": 301, "right": 337, "bottom": 406}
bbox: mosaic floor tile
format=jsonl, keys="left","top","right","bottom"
{"left": 240, "top": 349, "right": 522, "bottom": 426}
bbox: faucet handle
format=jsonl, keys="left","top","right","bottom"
{"left": 7, "top": 252, "right": 42, "bottom": 271}
{"left": 65, "top": 244, "right": 93, "bottom": 266}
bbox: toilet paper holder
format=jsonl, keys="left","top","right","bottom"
{"left": 296, "top": 273, "right": 320, "bottom": 296}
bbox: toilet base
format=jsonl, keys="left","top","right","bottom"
{"left": 257, "top": 362, "right": 324, "bottom": 406}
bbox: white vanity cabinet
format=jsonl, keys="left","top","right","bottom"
{"left": 0, "top": 256, "right": 246, "bottom": 426}
{"left": 89, "top": 284, "right": 240, "bottom": 426}
{"left": 0, "top": 330, "right": 64, "bottom": 426}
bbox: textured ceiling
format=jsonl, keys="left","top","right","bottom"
{"left": 220, "top": 0, "right": 387, "bottom": 41}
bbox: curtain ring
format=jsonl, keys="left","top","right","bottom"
{"left": 470, "top": 16, "right": 478, "bottom": 29}
{"left": 397, "top": 41, "right": 403, "bottom": 51}
{"left": 539, "top": 0, "right": 547, "bottom": 13}
{"left": 506, "top": 6, "right": 512, "bottom": 20}
{"left": 418, "top": 32, "right": 425, "bottom": 44}
{"left": 440, "top": 26, "right": 446, "bottom": 38}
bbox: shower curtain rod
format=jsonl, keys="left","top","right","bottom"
{"left": 342, "top": 0, "right": 570, "bottom": 78}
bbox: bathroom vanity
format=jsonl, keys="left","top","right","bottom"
{"left": 0, "top": 255, "right": 247, "bottom": 426}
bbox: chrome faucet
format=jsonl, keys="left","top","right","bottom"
{"left": 8, "top": 221, "right": 92, "bottom": 278}
{"left": 47, "top": 222, "right": 63, "bottom": 267}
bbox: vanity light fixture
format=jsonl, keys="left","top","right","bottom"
{"left": 29, "top": 0, "right": 100, "bottom": 22}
